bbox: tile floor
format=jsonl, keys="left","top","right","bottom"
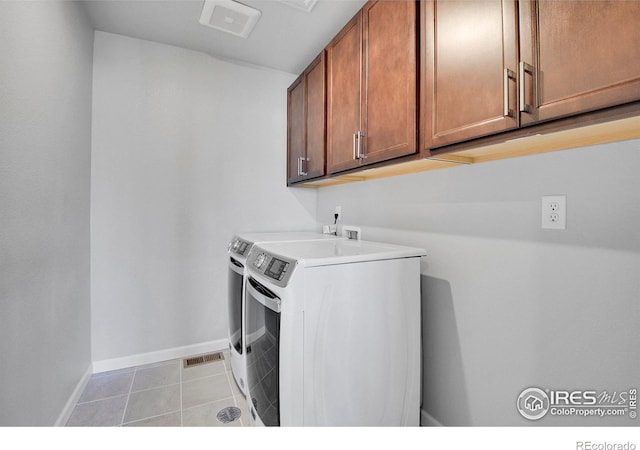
{"left": 65, "top": 350, "right": 248, "bottom": 427}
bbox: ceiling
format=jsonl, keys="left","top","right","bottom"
{"left": 83, "top": 0, "right": 367, "bottom": 74}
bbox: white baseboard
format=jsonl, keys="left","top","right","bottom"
{"left": 55, "top": 364, "right": 92, "bottom": 427}
{"left": 421, "top": 409, "right": 443, "bottom": 426}
{"left": 91, "top": 339, "right": 229, "bottom": 374}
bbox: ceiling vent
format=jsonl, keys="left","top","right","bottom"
{"left": 276, "top": 0, "right": 318, "bottom": 13}
{"left": 199, "top": 0, "right": 262, "bottom": 38}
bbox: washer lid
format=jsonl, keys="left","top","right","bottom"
{"left": 253, "top": 239, "right": 426, "bottom": 268}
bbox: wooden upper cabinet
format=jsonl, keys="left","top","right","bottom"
{"left": 423, "top": 0, "right": 640, "bottom": 150}
{"left": 327, "top": 0, "right": 418, "bottom": 174}
{"left": 326, "top": 13, "right": 362, "bottom": 174}
{"left": 287, "top": 74, "right": 305, "bottom": 183}
{"left": 304, "top": 54, "right": 326, "bottom": 179}
{"left": 519, "top": 0, "right": 640, "bottom": 126}
{"left": 287, "top": 53, "right": 326, "bottom": 185}
{"left": 363, "top": 0, "right": 418, "bottom": 165}
{"left": 290, "top": 0, "right": 640, "bottom": 186}
{"left": 423, "top": 0, "right": 519, "bottom": 149}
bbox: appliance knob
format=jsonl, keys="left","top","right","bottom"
{"left": 255, "top": 253, "right": 266, "bottom": 268}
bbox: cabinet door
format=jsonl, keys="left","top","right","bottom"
{"left": 287, "top": 54, "right": 326, "bottom": 185}
{"left": 423, "top": 0, "right": 518, "bottom": 149}
{"left": 287, "top": 74, "right": 306, "bottom": 184}
{"left": 304, "top": 53, "right": 326, "bottom": 180}
{"left": 362, "top": 0, "right": 418, "bottom": 163}
{"left": 519, "top": 0, "right": 640, "bottom": 126}
{"left": 327, "top": 13, "right": 362, "bottom": 174}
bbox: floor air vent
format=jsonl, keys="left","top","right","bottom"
{"left": 183, "top": 352, "right": 224, "bottom": 368}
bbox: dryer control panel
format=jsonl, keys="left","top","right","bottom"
{"left": 229, "top": 237, "right": 252, "bottom": 257}
{"left": 247, "top": 249, "right": 296, "bottom": 288}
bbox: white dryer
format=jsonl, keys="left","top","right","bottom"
{"left": 227, "top": 231, "right": 344, "bottom": 396}
{"left": 244, "top": 239, "right": 425, "bottom": 426}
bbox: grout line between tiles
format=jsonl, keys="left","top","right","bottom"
{"left": 179, "top": 359, "right": 183, "bottom": 426}
{"left": 122, "top": 409, "right": 182, "bottom": 426}
{"left": 224, "top": 365, "right": 245, "bottom": 426}
{"left": 180, "top": 366, "right": 228, "bottom": 382}
{"left": 75, "top": 393, "right": 129, "bottom": 406}
{"left": 181, "top": 394, "right": 236, "bottom": 414}
{"left": 129, "top": 381, "right": 181, "bottom": 395}
{"left": 181, "top": 371, "right": 229, "bottom": 387}
{"left": 119, "top": 366, "right": 137, "bottom": 426}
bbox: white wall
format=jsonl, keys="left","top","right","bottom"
{"left": 91, "top": 32, "right": 316, "bottom": 364}
{"left": 315, "top": 139, "right": 640, "bottom": 426}
{"left": 0, "top": 1, "right": 93, "bottom": 425}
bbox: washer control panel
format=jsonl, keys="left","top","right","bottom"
{"left": 247, "top": 249, "right": 296, "bottom": 288}
{"left": 229, "top": 237, "right": 252, "bottom": 257}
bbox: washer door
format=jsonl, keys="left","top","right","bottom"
{"left": 228, "top": 257, "right": 244, "bottom": 354}
{"left": 245, "top": 277, "right": 281, "bottom": 426}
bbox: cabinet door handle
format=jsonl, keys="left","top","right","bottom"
{"left": 519, "top": 61, "right": 534, "bottom": 114}
{"left": 298, "top": 156, "right": 308, "bottom": 176}
{"left": 356, "top": 131, "right": 366, "bottom": 159}
{"left": 503, "top": 68, "right": 516, "bottom": 117}
{"left": 353, "top": 133, "right": 358, "bottom": 160}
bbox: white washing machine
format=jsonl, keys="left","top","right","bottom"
{"left": 227, "top": 231, "right": 344, "bottom": 396}
{"left": 244, "top": 239, "right": 426, "bottom": 426}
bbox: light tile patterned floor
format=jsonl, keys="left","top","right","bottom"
{"left": 65, "top": 350, "right": 248, "bottom": 426}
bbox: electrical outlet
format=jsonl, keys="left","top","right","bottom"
{"left": 542, "top": 195, "right": 566, "bottom": 230}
